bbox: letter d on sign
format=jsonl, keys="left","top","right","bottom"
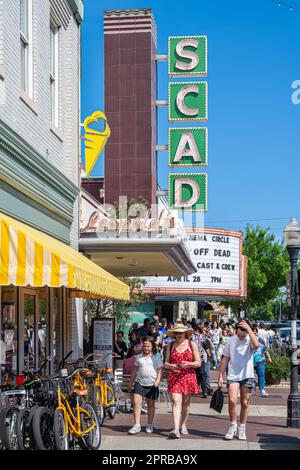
{"left": 175, "top": 178, "right": 200, "bottom": 208}
{"left": 169, "top": 173, "right": 207, "bottom": 211}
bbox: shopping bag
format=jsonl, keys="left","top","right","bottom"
{"left": 209, "top": 387, "right": 224, "bottom": 413}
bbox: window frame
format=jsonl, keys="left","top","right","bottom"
{"left": 20, "top": 0, "right": 33, "bottom": 99}
{"left": 50, "top": 22, "right": 59, "bottom": 129}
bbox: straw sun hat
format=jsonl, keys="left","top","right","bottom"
{"left": 166, "top": 323, "right": 194, "bottom": 339}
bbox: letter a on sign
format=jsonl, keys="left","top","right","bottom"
{"left": 168, "top": 36, "right": 207, "bottom": 77}
{"left": 169, "top": 128, "right": 208, "bottom": 167}
{"left": 169, "top": 174, "right": 207, "bottom": 211}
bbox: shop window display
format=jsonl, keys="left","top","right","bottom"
{"left": 1, "top": 287, "right": 17, "bottom": 385}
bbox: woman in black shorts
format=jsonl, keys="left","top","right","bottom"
{"left": 128, "top": 336, "right": 163, "bottom": 435}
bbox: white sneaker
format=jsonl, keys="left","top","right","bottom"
{"left": 260, "top": 389, "right": 269, "bottom": 397}
{"left": 128, "top": 424, "right": 141, "bottom": 435}
{"left": 168, "top": 429, "right": 180, "bottom": 439}
{"left": 145, "top": 424, "right": 154, "bottom": 433}
{"left": 238, "top": 426, "right": 247, "bottom": 440}
{"left": 181, "top": 427, "right": 189, "bottom": 435}
{"left": 224, "top": 424, "right": 237, "bottom": 440}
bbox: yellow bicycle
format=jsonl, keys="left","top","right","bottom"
{"left": 84, "top": 353, "right": 120, "bottom": 425}
{"left": 53, "top": 368, "right": 101, "bottom": 450}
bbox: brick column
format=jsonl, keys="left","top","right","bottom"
{"left": 104, "top": 9, "right": 157, "bottom": 207}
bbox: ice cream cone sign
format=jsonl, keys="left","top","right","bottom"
{"left": 82, "top": 111, "right": 111, "bottom": 177}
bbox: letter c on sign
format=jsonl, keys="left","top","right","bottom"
{"left": 176, "top": 85, "right": 199, "bottom": 117}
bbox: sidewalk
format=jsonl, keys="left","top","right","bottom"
{"left": 101, "top": 385, "right": 300, "bottom": 450}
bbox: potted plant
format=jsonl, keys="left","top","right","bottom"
{"left": 265, "top": 349, "right": 290, "bottom": 385}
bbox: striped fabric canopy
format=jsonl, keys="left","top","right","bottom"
{"left": 0, "top": 212, "right": 129, "bottom": 301}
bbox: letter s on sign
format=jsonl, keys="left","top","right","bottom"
{"left": 175, "top": 39, "right": 199, "bottom": 72}
{"left": 291, "top": 80, "right": 300, "bottom": 105}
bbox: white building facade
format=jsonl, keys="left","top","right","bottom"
{"left": 0, "top": 0, "right": 85, "bottom": 380}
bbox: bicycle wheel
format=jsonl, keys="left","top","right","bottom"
{"left": 79, "top": 403, "right": 101, "bottom": 451}
{"left": 16, "top": 407, "right": 37, "bottom": 450}
{"left": 0, "top": 407, "right": 19, "bottom": 450}
{"left": 92, "top": 387, "right": 104, "bottom": 425}
{"left": 53, "top": 409, "right": 69, "bottom": 450}
{"left": 106, "top": 386, "right": 116, "bottom": 419}
{"left": 32, "top": 406, "right": 54, "bottom": 450}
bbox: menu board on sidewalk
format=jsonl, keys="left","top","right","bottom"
{"left": 92, "top": 318, "right": 115, "bottom": 369}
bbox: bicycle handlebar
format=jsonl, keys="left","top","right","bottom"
{"left": 58, "top": 350, "right": 73, "bottom": 370}
{"left": 83, "top": 352, "right": 120, "bottom": 364}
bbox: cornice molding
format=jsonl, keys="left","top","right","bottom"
{"left": 67, "top": 0, "right": 84, "bottom": 24}
{"left": 0, "top": 119, "right": 78, "bottom": 225}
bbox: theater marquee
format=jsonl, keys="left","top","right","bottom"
{"left": 144, "top": 228, "right": 247, "bottom": 298}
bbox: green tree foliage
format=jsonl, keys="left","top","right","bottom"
{"left": 227, "top": 225, "right": 289, "bottom": 320}
{"left": 84, "top": 276, "right": 149, "bottom": 331}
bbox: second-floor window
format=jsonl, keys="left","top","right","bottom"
{"left": 20, "top": 0, "right": 33, "bottom": 98}
{"left": 50, "top": 24, "right": 59, "bottom": 128}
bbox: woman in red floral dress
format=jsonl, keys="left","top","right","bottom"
{"left": 165, "top": 323, "right": 201, "bottom": 439}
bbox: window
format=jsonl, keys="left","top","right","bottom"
{"left": 50, "top": 24, "right": 59, "bottom": 128}
{"left": 20, "top": 0, "right": 33, "bottom": 98}
{"left": 1, "top": 287, "right": 18, "bottom": 386}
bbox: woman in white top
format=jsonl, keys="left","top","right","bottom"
{"left": 218, "top": 320, "right": 259, "bottom": 441}
{"left": 128, "top": 336, "right": 163, "bottom": 435}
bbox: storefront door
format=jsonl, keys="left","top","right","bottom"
{"left": 21, "top": 288, "right": 49, "bottom": 374}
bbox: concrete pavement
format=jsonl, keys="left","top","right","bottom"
{"left": 100, "top": 385, "right": 300, "bottom": 450}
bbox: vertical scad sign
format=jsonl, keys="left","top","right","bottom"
{"left": 168, "top": 35, "right": 208, "bottom": 212}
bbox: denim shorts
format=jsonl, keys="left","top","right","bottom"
{"left": 133, "top": 382, "right": 159, "bottom": 400}
{"left": 227, "top": 378, "right": 256, "bottom": 389}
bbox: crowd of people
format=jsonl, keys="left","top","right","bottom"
{"left": 114, "top": 317, "right": 274, "bottom": 441}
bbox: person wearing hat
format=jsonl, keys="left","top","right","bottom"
{"left": 164, "top": 323, "right": 201, "bottom": 439}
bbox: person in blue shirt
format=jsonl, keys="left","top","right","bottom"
{"left": 252, "top": 325, "right": 272, "bottom": 397}
{"left": 159, "top": 318, "right": 167, "bottom": 335}
{"left": 137, "top": 318, "right": 150, "bottom": 337}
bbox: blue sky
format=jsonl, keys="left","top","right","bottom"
{"left": 81, "top": 0, "right": 300, "bottom": 237}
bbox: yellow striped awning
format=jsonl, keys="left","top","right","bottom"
{"left": 0, "top": 212, "right": 129, "bottom": 301}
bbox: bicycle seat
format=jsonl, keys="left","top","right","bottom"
{"left": 99, "top": 367, "right": 113, "bottom": 374}
{"left": 72, "top": 388, "right": 88, "bottom": 396}
{"left": 82, "top": 369, "right": 95, "bottom": 378}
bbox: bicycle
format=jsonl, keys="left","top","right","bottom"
{"left": 33, "top": 367, "right": 101, "bottom": 450}
{"left": 83, "top": 352, "right": 120, "bottom": 424}
{"left": 15, "top": 355, "right": 58, "bottom": 450}
{"left": 0, "top": 367, "right": 29, "bottom": 451}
